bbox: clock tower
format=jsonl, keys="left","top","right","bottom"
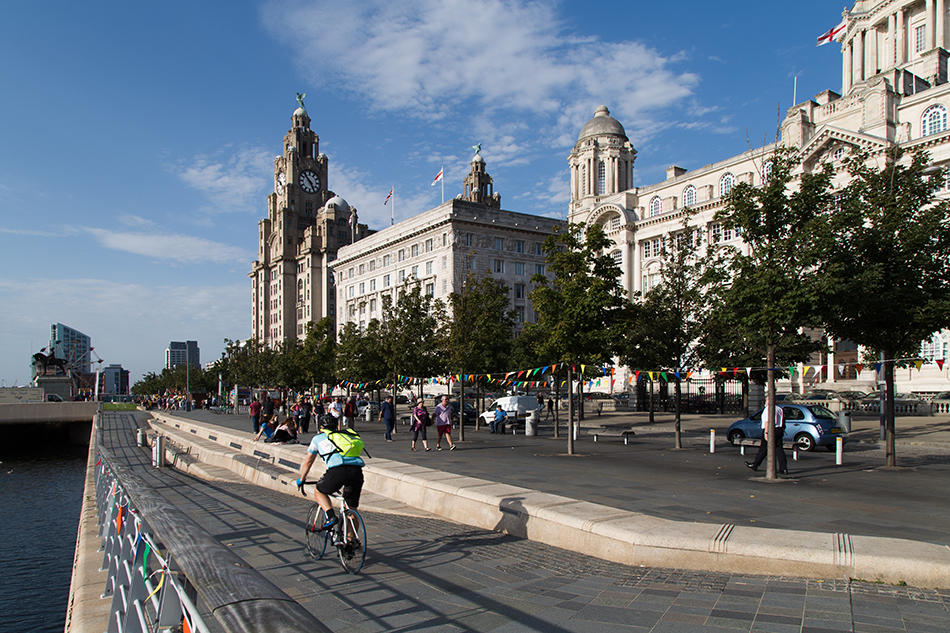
{"left": 250, "top": 99, "right": 370, "bottom": 346}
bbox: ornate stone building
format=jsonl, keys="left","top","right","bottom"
{"left": 568, "top": 0, "right": 950, "bottom": 391}
{"left": 249, "top": 102, "right": 371, "bottom": 345}
{"left": 332, "top": 152, "right": 561, "bottom": 332}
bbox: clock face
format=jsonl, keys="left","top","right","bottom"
{"left": 299, "top": 170, "right": 320, "bottom": 193}
{"left": 276, "top": 171, "right": 285, "bottom": 195}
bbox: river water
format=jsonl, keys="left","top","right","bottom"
{"left": 0, "top": 441, "right": 86, "bottom": 633}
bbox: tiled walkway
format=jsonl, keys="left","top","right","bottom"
{"left": 98, "top": 412, "right": 950, "bottom": 631}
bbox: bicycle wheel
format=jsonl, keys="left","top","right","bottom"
{"left": 306, "top": 504, "right": 330, "bottom": 560}
{"left": 337, "top": 508, "right": 366, "bottom": 573}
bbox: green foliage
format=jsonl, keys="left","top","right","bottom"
{"left": 815, "top": 148, "right": 950, "bottom": 359}
{"left": 712, "top": 148, "right": 832, "bottom": 364}
{"left": 447, "top": 272, "right": 516, "bottom": 374}
{"left": 336, "top": 320, "right": 386, "bottom": 384}
{"left": 376, "top": 280, "right": 448, "bottom": 382}
{"left": 529, "top": 222, "right": 628, "bottom": 366}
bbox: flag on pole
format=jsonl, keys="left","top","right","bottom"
{"left": 817, "top": 20, "right": 847, "bottom": 46}
{"left": 431, "top": 167, "right": 443, "bottom": 186}
{"left": 384, "top": 188, "right": 393, "bottom": 205}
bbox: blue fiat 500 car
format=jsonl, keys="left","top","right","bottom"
{"left": 726, "top": 404, "right": 848, "bottom": 452}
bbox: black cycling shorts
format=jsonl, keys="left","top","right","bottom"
{"left": 315, "top": 465, "right": 364, "bottom": 508}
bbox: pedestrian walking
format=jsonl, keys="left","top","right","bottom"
{"left": 379, "top": 395, "right": 396, "bottom": 441}
{"left": 411, "top": 400, "right": 430, "bottom": 451}
{"left": 546, "top": 397, "right": 554, "bottom": 421}
{"left": 344, "top": 395, "right": 358, "bottom": 430}
{"left": 434, "top": 395, "right": 456, "bottom": 450}
{"left": 747, "top": 403, "right": 788, "bottom": 474}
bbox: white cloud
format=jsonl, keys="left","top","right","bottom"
{"left": 0, "top": 277, "right": 248, "bottom": 385}
{"left": 117, "top": 214, "right": 156, "bottom": 228}
{"left": 86, "top": 228, "right": 253, "bottom": 265}
{"left": 170, "top": 144, "right": 273, "bottom": 215}
{"left": 329, "top": 161, "right": 438, "bottom": 231}
{"left": 263, "top": 0, "right": 698, "bottom": 146}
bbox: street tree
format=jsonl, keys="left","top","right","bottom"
{"left": 528, "top": 222, "right": 628, "bottom": 455}
{"left": 619, "top": 216, "right": 709, "bottom": 448}
{"left": 301, "top": 317, "right": 337, "bottom": 392}
{"left": 715, "top": 148, "right": 833, "bottom": 479}
{"left": 814, "top": 147, "right": 950, "bottom": 467}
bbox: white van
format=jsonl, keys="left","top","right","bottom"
{"left": 479, "top": 396, "right": 540, "bottom": 425}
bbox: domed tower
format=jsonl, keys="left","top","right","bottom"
{"left": 462, "top": 147, "right": 501, "bottom": 208}
{"left": 567, "top": 106, "right": 636, "bottom": 220}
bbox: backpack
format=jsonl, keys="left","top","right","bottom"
{"left": 324, "top": 428, "right": 365, "bottom": 458}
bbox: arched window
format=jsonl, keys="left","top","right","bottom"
{"left": 581, "top": 164, "right": 587, "bottom": 195}
{"left": 649, "top": 196, "right": 662, "bottom": 217}
{"left": 683, "top": 185, "right": 696, "bottom": 207}
{"left": 762, "top": 160, "right": 773, "bottom": 180}
{"left": 921, "top": 105, "right": 947, "bottom": 137}
{"left": 597, "top": 161, "right": 606, "bottom": 194}
{"left": 719, "top": 172, "right": 735, "bottom": 198}
{"left": 610, "top": 249, "right": 622, "bottom": 265}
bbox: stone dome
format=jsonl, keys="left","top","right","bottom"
{"left": 472, "top": 153, "right": 485, "bottom": 163}
{"left": 326, "top": 196, "right": 350, "bottom": 213}
{"left": 578, "top": 105, "right": 627, "bottom": 141}
{"left": 293, "top": 106, "right": 308, "bottom": 118}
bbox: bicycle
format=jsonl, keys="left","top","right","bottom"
{"left": 299, "top": 482, "right": 367, "bottom": 573}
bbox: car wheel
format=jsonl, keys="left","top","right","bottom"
{"left": 794, "top": 433, "right": 815, "bottom": 452}
{"left": 727, "top": 429, "right": 745, "bottom": 445}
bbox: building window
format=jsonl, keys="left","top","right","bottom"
{"left": 610, "top": 214, "right": 622, "bottom": 230}
{"left": 649, "top": 196, "right": 662, "bottom": 217}
{"left": 426, "top": 261, "right": 433, "bottom": 275}
{"left": 581, "top": 164, "right": 587, "bottom": 195}
{"left": 494, "top": 237, "right": 504, "bottom": 250}
{"left": 610, "top": 250, "right": 622, "bottom": 265}
{"left": 383, "top": 274, "right": 390, "bottom": 287}
{"left": 535, "top": 243, "right": 543, "bottom": 255}
{"left": 360, "top": 304, "right": 366, "bottom": 315}
{"left": 683, "top": 185, "right": 696, "bottom": 207}
{"left": 494, "top": 259, "right": 505, "bottom": 273}
{"left": 467, "top": 258, "right": 475, "bottom": 270}
{"left": 515, "top": 240, "right": 524, "bottom": 253}
{"left": 643, "top": 240, "right": 651, "bottom": 258}
{"left": 425, "top": 238, "right": 433, "bottom": 252}
{"left": 515, "top": 262, "right": 525, "bottom": 275}
{"left": 465, "top": 233, "right": 473, "bottom": 246}
{"left": 424, "top": 283, "right": 434, "bottom": 296}
{"left": 711, "top": 223, "right": 722, "bottom": 243}
{"left": 916, "top": 24, "right": 926, "bottom": 53}
{"left": 442, "top": 256, "right": 447, "bottom": 269}
{"left": 398, "top": 249, "right": 405, "bottom": 262}
{"left": 383, "top": 254, "right": 391, "bottom": 267}
{"left": 723, "top": 226, "right": 733, "bottom": 241}
{"left": 359, "top": 282, "right": 364, "bottom": 295}
{"left": 921, "top": 105, "right": 947, "bottom": 137}
{"left": 348, "top": 286, "right": 355, "bottom": 298}
{"left": 348, "top": 267, "right": 354, "bottom": 279}
{"left": 358, "top": 264, "right": 364, "bottom": 275}
{"left": 763, "top": 160, "right": 773, "bottom": 180}
{"left": 514, "top": 283, "right": 525, "bottom": 299}
{"left": 535, "top": 264, "right": 545, "bottom": 276}
{"left": 370, "top": 279, "right": 376, "bottom": 291}
{"left": 411, "top": 265, "right": 418, "bottom": 277}
{"left": 719, "top": 173, "right": 735, "bottom": 198}
{"left": 597, "top": 161, "right": 606, "bottom": 194}
{"left": 369, "top": 260, "right": 375, "bottom": 272}
{"left": 399, "top": 270, "right": 405, "bottom": 282}
{"left": 411, "top": 244, "right": 419, "bottom": 257}
{"left": 652, "top": 238, "right": 661, "bottom": 256}
{"left": 443, "top": 280, "right": 447, "bottom": 293}
{"left": 515, "top": 306, "right": 525, "bottom": 323}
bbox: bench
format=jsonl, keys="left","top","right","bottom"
{"left": 736, "top": 438, "right": 799, "bottom": 459}
{"left": 589, "top": 427, "right": 636, "bottom": 445}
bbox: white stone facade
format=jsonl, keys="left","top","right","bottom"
{"left": 333, "top": 156, "right": 562, "bottom": 331}
{"left": 568, "top": 0, "right": 950, "bottom": 393}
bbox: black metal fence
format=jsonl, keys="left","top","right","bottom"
{"left": 635, "top": 377, "right": 746, "bottom": 415}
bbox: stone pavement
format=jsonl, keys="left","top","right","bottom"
{"left": 99, "top": 411, "right": 950, "bottom": 632}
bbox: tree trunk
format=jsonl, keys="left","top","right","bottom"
{"left": 674, "top": 378, "right": 682, "bottom": 449}
{"left": 459, "top": 380, "right": 465, "bottom": 441}
{"left": 567, "top": 366, "right": 575, "bottom": 455}
{"left": 648, "top": 378, "right": 655, "bottom": 424}
{"left": 884, "top": 351, "right": 896, "bottom": 467}
{"left": 766, "top": 343, "right": 777, "bottom": 480}
{"left": 554, "top": 374, "right": 560, "bottom": 439}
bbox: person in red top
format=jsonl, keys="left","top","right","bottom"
{"left": 249, "top": 397, "right": 262, "bottom": 433}
{"left": 343, "top": 396, "right": 358, "bottom": 430}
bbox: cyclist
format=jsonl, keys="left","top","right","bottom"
{"left": 296, "top": 415, "right": 365, "bottom": 531}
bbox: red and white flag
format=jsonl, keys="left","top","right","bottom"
{"left": 384, "top": 188, "right": 393, "bottom": 205}
{"left": 817, "top": 20, "right": 847, "bottom": 46}
{"left": 431, "top": 167, "right": 443, "bottom": 186}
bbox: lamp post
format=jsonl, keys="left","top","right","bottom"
{"left": 186, "top": 346, "right": 191, "bottom": 412}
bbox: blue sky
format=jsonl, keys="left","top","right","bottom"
{"left": 0, "top": 0, "right": 847, "bottom": 386}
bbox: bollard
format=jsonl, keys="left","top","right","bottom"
{"left": 152, "top": 435, "right": 165, "bottom": 468}
{"left": 136, "top": 428, "right": 147, "bottom": 447}
{"left": 836, "top": 437, "right": 843, "bottom": 465}
{"left": 709, "top": 429, "right": 715, "bottom": 453}
{"left": 792, "top": 447, "right": 798, "bottom": 461}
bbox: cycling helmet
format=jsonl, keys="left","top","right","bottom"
{"left": 318, "top": 415, "right": 338, "bottom": 430}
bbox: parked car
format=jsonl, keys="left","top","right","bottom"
{"left": 585, "top": 392, "right": 614, "bottom": 401}
{"left": 357, "top": 401, "right": 379, "bottom": 417}
{"left": 449, "top": 400, "right": 478, "bottom": 425}
{"left": 479, "top": 395, "right": 541, "bottom": 425}
{"left": 726, "top": 404, "right": 849, "bottom": 452}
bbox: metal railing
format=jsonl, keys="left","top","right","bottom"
{"left": 95, "top": 426, "right": 331, "bottom": 633}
